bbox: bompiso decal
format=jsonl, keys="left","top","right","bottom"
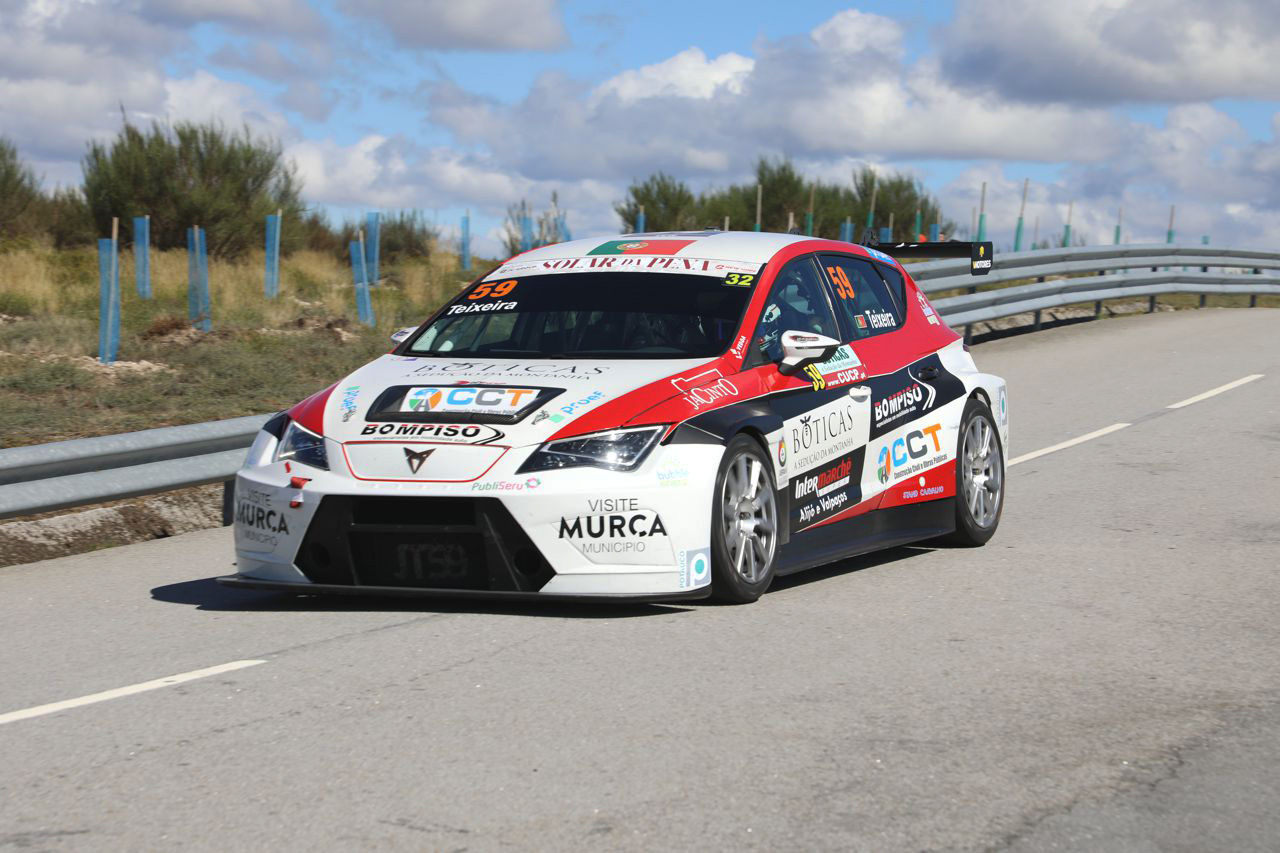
{"left": 864, "top": 355, "right": 963, "bottom": 440}
{"left": 678, "top": 547, "right": 711, "bottom": 589}
{"left": 359, "top": 423, "right": 504, "bottom": 444}
{"left": 403, "top": 447, "right": 434, "bottom": 474}
{"left": 401, "top": 386, "right": 537, "bottom": 415}
{"left": 339, "top": 385, "right": 360, "bottom": 422}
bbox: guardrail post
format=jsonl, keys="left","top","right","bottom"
{"left": 1094, "top": 300, "right": 1102, "bottom": 318}
{"left": 1199, "top": 293, "right": 1207, "bottom": 308}
{"left": 963, "top": 324, "right": 973, "bottom": 345}
{"left": 1148, "top": 295, "right": 1156, "bottom": 313}
{"left": 222, "top": 479, "right": 235, "bottom": 526}
{"left": 1033, "top": 309, "right": 1042, "bottom": 331}
{"left": 1250, "top": 294, "right": 1257, "bottom": 308}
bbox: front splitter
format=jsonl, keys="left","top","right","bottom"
{"left": 216, "top": 574, "right": 712, "bottom": 604}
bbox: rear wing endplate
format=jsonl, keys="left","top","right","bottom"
{"left": 865, "top": 239, "right": 994, "bottom": 276}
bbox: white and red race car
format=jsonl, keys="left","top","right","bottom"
{"left": 220, "top": 231, "right": 1008, "bottom": 603}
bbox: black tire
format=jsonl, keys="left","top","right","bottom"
{"left": 944, "top": 396, "right": 1005, "bottom": 546}
{"left": 710, "top": 435, "right": 780, "bottom": 603}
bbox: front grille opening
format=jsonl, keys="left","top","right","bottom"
{"left": 351, "top": 496, "right": 475, "bottom": 527}
{"left": 295, "top": 495, "right": 555, "bottom": 592}
{"left": 514, "top": 548, "right": 543, "bottom": 576}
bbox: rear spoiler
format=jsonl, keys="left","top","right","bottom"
{"left": 864, "top": 238, "right": 994, "bottom": 276}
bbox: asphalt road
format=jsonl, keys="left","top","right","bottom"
{"left": 2, "top": 308, "right": 1277, "bottom": 852}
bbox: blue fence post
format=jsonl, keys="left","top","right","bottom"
{"left": 558, "top": 212, "right": 571, "bottom": 242}
{"left": 929, "top": 223, "right": 940, "bottom": 242}
{"left": 351, "top": 240, "right": 374, "bottom": 326}
{"left": 636, "top": 206, "right": 646, "bottom": 234}
{"left": 196, "top": 226, "right": 211, "bottom": 331}
{"left": 264, "top": 211, "right": 281, "bottom": 299}
{"left": 460, "top": 210, "right": 471, "bottom": 272}
{"left": 879, "top": 226, "right": 891, "bottom": 243}
{"left": 97, "top": 232, "right": 120, "bottom": 365}
{"left": 365, "top": 211, "right": 380, "bottom": 285}
{"left": 520, "top": 211, "right": 533, "bottom": 252}
{"left": 187, "top": 226, "right": 198, "bottom": 327}
{"left": 133, "top": 215, "right": 150, "bottom": 299}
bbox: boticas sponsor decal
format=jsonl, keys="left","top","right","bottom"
{"left": 557, "top": 497, "right": 674, "bottom": 565}
{"left": 782, "top": 395, "right": 868, "bottom": 477}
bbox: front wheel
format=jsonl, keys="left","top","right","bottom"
{"left": 710, "top": 435, "right": 780, "bottom": 603}
{"left": 945, "top": 396, "right": 1005, "bottom": 546}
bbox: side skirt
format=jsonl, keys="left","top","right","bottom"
{"left": 775, "top": 499, "right": 955, "bottom": 577}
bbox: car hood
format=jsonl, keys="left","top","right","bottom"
{"left": 320, "top": 354, "right": 717, "bottom": 448}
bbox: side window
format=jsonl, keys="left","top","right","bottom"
{"left": 877, "top": 263, "right": 908, "bottom": 315}
{"left": 753, "top": 256, "right": 840, "bottom": 363}
{"left": 820, "top": 254, "right": 904, "bottom": 340}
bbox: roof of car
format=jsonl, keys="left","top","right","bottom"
{"left": 510, "top": 230, "right": 811, "bottom": 266}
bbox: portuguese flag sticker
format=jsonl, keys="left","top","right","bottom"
{"left": 588, "top": 239, "right": 695, "bottom": 256}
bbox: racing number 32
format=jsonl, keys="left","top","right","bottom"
{"left": 827, "top": 265, "right": 856, "bottom": 300}
{"left": 468, "top": 279, "right": 519, "bottom": 299}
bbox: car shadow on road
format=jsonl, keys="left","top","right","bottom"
{"left": 149, "top": 577, "right": 695, "bottom": 619}
{"left": 766, "top": 544, "right": 937, "bottom": 596}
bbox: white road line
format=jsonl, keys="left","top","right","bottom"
{"left": 0, "top": 660, "right": 267, "bottom": 726}
{"left": 1008, "top": 423, "right": 1131, "bottom": 467}
{"left": 1167, "top": 374, "right": 1264, "bottom": 409}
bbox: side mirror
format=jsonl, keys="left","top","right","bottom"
{"left": 777, "top": 330, "right": 841, "bottom": 376}
{"left": 390, "top": 327, "right": 416, "bottom": 344}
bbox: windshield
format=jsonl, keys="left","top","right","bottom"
{"left": 408, "top": 271, "right": 759, "bottom": 359}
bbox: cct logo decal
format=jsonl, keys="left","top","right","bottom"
{"left": 401, "top": 386, "right": 536, "bottom": 415}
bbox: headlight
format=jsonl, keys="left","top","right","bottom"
{"left": 274, "top": 421, "right": 329, "bottom": 470}
{"left": 517, "top": 426, "right": 666, "bottom": 474}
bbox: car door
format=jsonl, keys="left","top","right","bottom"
{"left": 818, "top": 253, "right": 966, "bottom": 505}
{"left": 744, "top": 255, "right": 874, "bottom": 539}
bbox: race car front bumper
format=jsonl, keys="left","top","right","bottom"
{"left": 226, "top": 439, "right": 723, "bottom": 600}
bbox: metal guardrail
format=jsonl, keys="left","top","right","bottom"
{"left": 1, "top": 244, "right": 1276, "bottom": 522}
{"left": 0, "top": 415, "right": 269, "bottom": 520}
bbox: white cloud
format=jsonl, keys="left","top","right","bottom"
{"left": 591, "top": 47, "right": 753, "bottom": 103}
{"left": 941, "top": 0, "right": 1280, "bottom": 103}
{"left": 343, "top": 0, "right": 567, "bottom": 51}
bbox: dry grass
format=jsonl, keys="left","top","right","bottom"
{"left": 0, "top": 242, "right": 490, "bottom": 446}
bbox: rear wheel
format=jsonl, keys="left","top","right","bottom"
{"left": 710, "top": 435, "right": 779, "bottom": 603}
{"left": 946, "top": 397, "right": 1004, "bottom": 545}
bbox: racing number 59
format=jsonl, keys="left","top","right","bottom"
{"left": 468, "top": 280, "right": 519, "bottom": 300}
{"left": 827, "top": 265, "right": 856, "bottom": 300}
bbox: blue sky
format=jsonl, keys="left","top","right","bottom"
{"left": 4, "top": 0, "right": 1279, "bottom": 255}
